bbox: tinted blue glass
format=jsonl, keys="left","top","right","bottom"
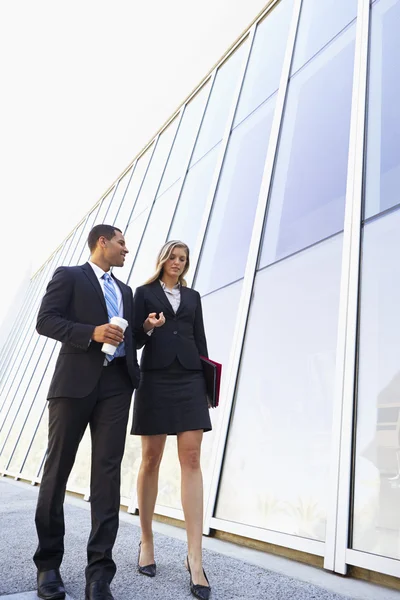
{"left": 260, "top": 27, "right": 355, "bottom": 268}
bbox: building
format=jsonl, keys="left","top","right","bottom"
{"left": 1, "top": 0, "right": 399, "bottom": 587}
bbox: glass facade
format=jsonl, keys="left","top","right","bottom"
{"left": 1, "top": 0, "right": 399, "bottom": 582}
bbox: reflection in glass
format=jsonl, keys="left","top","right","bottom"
{"left": 195, "top": 97, "right": 276, "bottom": 296}
{"left": 234, "top": 0, "right": 293, "bottom": 126}
{"left": 158, "top": 83, "right": 211, "bottom": 197}
{"left": 291, "top": 0, "right": 357, "bottom": 75}
{"left": 156, "top": 280, "right": 244, "bottom": 510}
{"left": 353, "top": 209, "right": 400, "bottom": 560}
{"left": 117, "top": 146, "right": 153, "bottom": 232}
{"left": 128, "top": 183, "right": 181, "bottom": 287}
{"left": 169, "top": 146, "right": 220, "bottom": 254}
{"left": 190, "top": 42, "right": 248, "bottom": 166}
{"left": 260, "top": 28, "right": 355, "bottom": 268}
{"left": 365, "top": 0, "right": 400, "bottom": 219}
{"left": 216, "top": 235, "right": 343, "bottom": 540}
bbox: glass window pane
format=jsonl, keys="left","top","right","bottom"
{"left": 190, "top": 41, "right": 249, "bottom": 166}
{"left": 0, "top": 335, "right": 46, "bottom": 457}
{"left": 105, "top": 168, "right": 133, "bottom": 226}
{"left": 352, "top": 208, "right": 400, "bottom": 560}
{"left": 21, "top": 408, "right": 48, "bottom": 480}
{"left": 169, "top": 145, "right": 220, "bottom": 253}
{"left": 133, "top": 119, "right": 179, "bottom": 217}
{"left": 216, "top": 235, "right": 343, "bottom": 541}
{"left": 156, "top": 280, "right": 244, "bottom": 510}
{"left": 158, "top": 83, "right": 211, "bottom": 197}
{"left": 0, "top": 340, "right": 55, "bottom": 472}
{"left": 116, "top": 146, "right": 153, "bottom": 232}
{"left": 195, "top": 97, "right": 276, "bottom": 296}
{"left": 260, "top": 27, "right": 355, "bottom": 268}
{"left": 291, "top": 0, "right": 357, "bottom": 75}
{"left": 234, "top": 0, "right": 294, "bottom": 126}
{"left": 8, "top": 346, "right": 59, "bottom": 475}
{"left": 95, "top": 188, "right": 115, "bottom": 225}
{"left": 127, "top": 182, "right": 182, "bottom": 287}
{"left": 365, "top": 0, "right": 400, "bottom": 220}
{"left": 118, "top": 207, "right": 151, "bottom": 284}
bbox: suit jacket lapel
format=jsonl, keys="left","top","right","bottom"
{"left": 81, "top": 263, "right": 108, "bottom": 317}
{"left": 148, "top": 280, "right": 175, "bottom": 316}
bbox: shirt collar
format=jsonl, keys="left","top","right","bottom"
{"left": 88, "top": 260, "right": 110, "bottom": 281}
{"left": 159, "top": 279, "right": 180, "bottom": 291}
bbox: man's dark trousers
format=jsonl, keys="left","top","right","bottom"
{"left": 33, "top": 359, "right": 133, "bottom": 583}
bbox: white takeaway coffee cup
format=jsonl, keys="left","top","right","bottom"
{"left": 101, "top": 316, "right": 129, "bottom": 356}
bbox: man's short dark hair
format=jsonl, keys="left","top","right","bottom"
{"left": 88, "top": 224, "right": 122, "bottom": 252}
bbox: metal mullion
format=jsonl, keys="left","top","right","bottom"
{"left": 0, "top": 278, "right": 36, "bottom": 377}
{"left": 202, "top": 0, "right": 303, "bottom": 534}
{"left": 0, "top": 228, "right": 75, "bottom": 418}
{"left": 126, "top": 108, "right": 186, "bottom": 282}
{"left": 165, "top": 73, "right": 217, "bottom": 243}
{"left": 0, "top": 231, "right": 70, "bottom": 412}
{"left": 0, "top": 264, "right": 49, "bottom": 386}
{"left": 111, "top": 160, "right": 137, "bottom": 227}
{"left": 345, "top": 549, "right": 400, "bottom": 579}
{"left": 0, "top": 252, "right": 59, "bottom": 413}
{"left": 121, "top": 138, "right": 159, "bottom": 233}
{"left": 185, "top": 27, "right": 256, "bottom": 287}
{"left": 324, "top": 0, "right": 370, "bottom": 574}
{"left": 100, "top": 181, "right": 118, "bottom": 225}
{"left": 209, "top": 517, "right": 324, "bottom": 556}
{"left": 4, "top": 343, "right": 56, "bottom": 473}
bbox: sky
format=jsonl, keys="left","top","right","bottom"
{"left": 0, "top": 0, "right": 268, "bottom": 339}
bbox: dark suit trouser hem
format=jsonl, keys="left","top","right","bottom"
{"left": 33, "top": 365, "right": 132, "bottom": 582}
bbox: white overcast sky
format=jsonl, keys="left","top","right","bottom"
{"left": 0, "top": 0, "right": 267, "bottom": 335}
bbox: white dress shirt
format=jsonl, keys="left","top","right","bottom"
{"left": 88, "top": 261, "right": 124, "bottom": 317}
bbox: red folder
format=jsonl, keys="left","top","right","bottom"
{"left": 200, "top": 356, "right": 222, "bottom": 408}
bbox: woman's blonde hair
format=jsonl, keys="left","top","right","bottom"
{"left": 144, "top": 240, "right": 190, "bottom": 286}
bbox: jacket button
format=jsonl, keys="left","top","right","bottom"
{"left": 173, "top": 331, "right": 178, "bottom": 335}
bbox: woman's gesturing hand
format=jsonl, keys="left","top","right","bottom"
{"left": 143, "top": 312, "right": 166, "bottom": 332}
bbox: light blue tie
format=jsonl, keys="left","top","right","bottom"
{"left": 102, "top": 273, "right": 125, "bottom": 361}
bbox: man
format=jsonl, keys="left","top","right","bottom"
{"left": 33, "top": 224, "right": 140, "bottom": 600}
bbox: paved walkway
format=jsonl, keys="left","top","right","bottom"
{"left": 0, "top": 478, "right": 398, "bottom": 600}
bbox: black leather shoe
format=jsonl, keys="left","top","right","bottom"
{"left": 85, "top": 580, "right": 114, "bottom": 600}
{"left": 37, "top": 569, "right": 66, "bottom": 600}
{"left": 186, "top": 556, "right": 211, "bottom": 600}
{"left": 137, "top": 541, "right": 156, "bottom": 577}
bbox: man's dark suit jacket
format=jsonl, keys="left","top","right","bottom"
{"left": 36, "top": 262, "right": 140, "bottom": 399}
{"left": 132, "top": 280, "right": 208, "bottom": 371}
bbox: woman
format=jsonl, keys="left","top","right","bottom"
{"left": 131, "top": 240, "right": 212, "bottom": 600}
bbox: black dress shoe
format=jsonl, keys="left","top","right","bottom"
{"left": 85, "top": 580, "right": 114, "bottom": 600}
{"left": 137, "top": 541, "right": 156, "bottom": 577}
{"left": 186, "top": 556, "right": 211, "bottom": 600}
{"left": 37, "top": 569, "right": 66, "bottom": 600}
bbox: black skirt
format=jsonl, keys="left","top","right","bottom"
{"left": 131, "top": 359, "right": 212, "bottom": 436}
{"left": 131, "top": 360, "right": 211, "bottom": 435}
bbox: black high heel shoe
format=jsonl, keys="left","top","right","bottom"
{"left": 186, "top": 555, "right": 211, "bottom": 600}
{"left": 137, "top": 541, "right": 156, "bottom": 577}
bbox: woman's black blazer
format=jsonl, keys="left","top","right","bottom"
{"left": 132, "top": 280, "right": 208, "bottom": 371}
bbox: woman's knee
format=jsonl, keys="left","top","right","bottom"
{"left": 141, "top": 451, "right": 163, "bottom": 472}
{"left": 179, "top": 447, "right": 201, "bottom": 470}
